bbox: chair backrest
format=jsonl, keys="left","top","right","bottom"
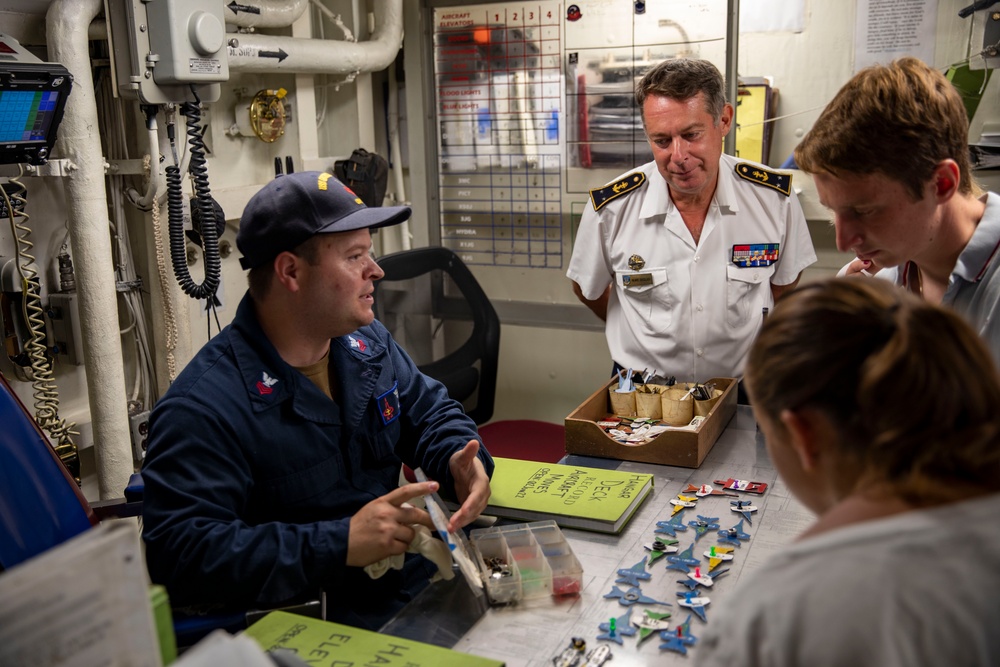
{"left": 476, "top": 419, "right": 566, "bottom": 463}
{"left": 374, "top": 246, "right": 500, "bottom": 425}
{"left": 0, "top": 372, "right": 94, "bottom": 570}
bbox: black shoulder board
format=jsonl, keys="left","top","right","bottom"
{"left": 734, "top": 163, "right": 792, "bottom": 196}
{"left": 589, "top": 171, "right": 646, "bottom": 211}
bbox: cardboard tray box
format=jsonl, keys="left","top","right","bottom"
{"left": 564, "top": 377, "right": 738, "bottom": 468}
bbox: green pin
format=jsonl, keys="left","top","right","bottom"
{"left": 710, "top": 546, "right": 716, "bottom": 557}
{"left": 609, "top": 617, "right": 616, "bottom": 636}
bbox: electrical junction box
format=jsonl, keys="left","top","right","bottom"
{"left": 145, "top": 0, "right": 229, "bottom": 86}
{"left": 105, "top": 0, "right": 227, "bottom": 104}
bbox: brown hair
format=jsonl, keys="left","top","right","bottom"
{"left": 746, "top": 278, "right": 1000, "bottom": 503}
{"left": 635, "top": 58, "right": 727, "bottom": 124}
{"left": 794, "top": 57, "right": 973, "bottom": 200}
{"left": 247, "top": 234, "right": 324, "bottom": 301}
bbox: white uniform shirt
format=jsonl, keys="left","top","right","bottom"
{"left": 567, "top": 154, "right": 816, "bottom": 380}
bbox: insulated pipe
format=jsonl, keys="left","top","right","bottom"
{"left": 387, "top": 63, "right": 410, "bottom": 250}
{"left": 47, "top": 0, "right": 134, "bottom": 500}
{"left": 724, "top": 0, "right": 739, "bottom": 156}
{"left": 224, "top": 0, "right": 310, "bottom": 30}
{"left": 228, "top": 0, "right": 403, "bottom": 74}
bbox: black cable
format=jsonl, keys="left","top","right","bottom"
{"left": 959, "top": 0, "right": 999, "bottom": 18}
{"left": 211, "top": 300, "right": 222, "bottom": 334}
{"left": 165, "top": 98, "right": 221, "bottom": 302}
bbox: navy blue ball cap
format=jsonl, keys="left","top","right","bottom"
{"left": 237, "top": 171, "right": 411, "bottom": 270}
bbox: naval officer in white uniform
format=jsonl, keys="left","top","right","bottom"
{"left": 567, "top": 58, "right": 816, "bottom": 389}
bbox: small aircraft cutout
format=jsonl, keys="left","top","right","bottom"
{"left": 717, "top": 519, "right": 752, "bottom": 547}
{"left": 654, "top": 513, "right": 689, "bottom": 537}
{"left": 676, "top": 590, "right": 711, "bottom": 622}
{"left": 665, "top": 543, "right": 700, "bottom": 573}
{"left": 615, "top": 556, "right": 652, "bottom": 587}
{"left": 604, "top": 585, "right": 672, "bottom": 607}
{"left": 659, "top": 613, "right": 698, "bottom": 655}
{"left": 643, "top": 538, "right": 679, "bottom": 565}
{"left": 669, "top": 494, "right": 698, "bottom": 516}
{"left": 682, "top": 483, "right": 737, "bottom": 498}
{"left": 677, "top": 566, "right": 730, "bottom": 591}
{"left": 715, "top": 477, "right": 768, "bottom": 494}
{"left": 687, "top": 515, "right": 720, "bottom": 541}
{"left": 582, "top": 644, "right": 613, "bottom": 667}
{"left": 703, "top": 545, "right": 735, "bottom": 571}
{"left": 552, "top": 637, "right": 587, "bottom": 667}
{"left": 730, "top": 499, "right": 759, "bottom": 524}
{"left": 596, "top": 609, "right": 636, "bottom": 645}
{"left": 632, "top": 609, "right": 672, "bottom": 643}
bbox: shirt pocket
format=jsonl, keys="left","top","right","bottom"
{"left": 726, "top": 264, "right": 774, "bottom": 328}
{"left": 368, "top": 418, "right": 401, "bottom": 464}
{"left": 260, "top": 453, "right": 344, "bottom": 509}
{"left": 616, "top": 268, "right": 672, "bottom": 333}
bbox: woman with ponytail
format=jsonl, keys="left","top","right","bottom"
{"left": 697, "top": 278, "right": 1000, "bottom": 666}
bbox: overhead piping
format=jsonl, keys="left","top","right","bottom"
{"left": 387, "top": 62, "right": 410, "bottom": 250}
{"left": 223, "top": 0, "right": 310, "bottom": 30}
{"left": 227, "top": 0, "right": 403, "bottom": 74}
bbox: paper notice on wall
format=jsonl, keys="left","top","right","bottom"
{"left": 854, "top": 0, "right": 938, "bottom": 71}
{"left": 740, "top": 0, "right": 805, "bottom": 34}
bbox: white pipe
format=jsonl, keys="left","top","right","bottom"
{"left": 228, "top": 0, "right": 403, "bottom": 74}
{"left": 224, "top": 0, "right": 310, "bottom": 29}
{"left": 387, "top": 63, "right": 410, "bottom": 250}
{"left": 127, "top": 123, "right": 160, "bottom": 209}
{"left": 47, "top": 0, "right": 134, "bottom": 500}
{"left": 291, "top": 9, "right": 320, "bottom": 167}
{"left": 310, "top": 0, "right": 355, "bottom": 41}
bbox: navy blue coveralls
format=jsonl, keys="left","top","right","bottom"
{"left": 141, "top": 293, "right": 493, "bottom": 629}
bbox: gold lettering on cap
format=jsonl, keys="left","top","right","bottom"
{"left": 317, "top": 172, "right": 333, "bottom": 191}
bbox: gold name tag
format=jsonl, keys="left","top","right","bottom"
{"left": 621, "top": 273, "right": 653, "bottom": 287}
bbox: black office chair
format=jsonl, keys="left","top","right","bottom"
{"left": 375, "top": 246, "right": 500, "bottom": 426}
{"left": 375, "top": 247, "right": 566, "bottom": 463}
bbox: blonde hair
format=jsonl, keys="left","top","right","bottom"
{"left": 746, "top": 279, "right": 1000, "bottom": 503}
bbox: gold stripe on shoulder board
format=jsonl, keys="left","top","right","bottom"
{"left": 589, "top": 171, "right": 646, "bottom": 211}
{"left": 734, "top": 163, "right": 792, "bottom": 197}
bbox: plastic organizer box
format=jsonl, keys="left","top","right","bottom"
{"left": 469, "top": 520, "right": 584, "bottom": 604}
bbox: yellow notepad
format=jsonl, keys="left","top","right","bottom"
{"left": 483, "top": 457, "right": 654, "bottom": 534}
{"left": 244, "top": 611, "right": 505, "bottom": 666}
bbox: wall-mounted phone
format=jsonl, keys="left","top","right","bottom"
{"left": 106, "top": 0, "right": 229, "bottom": 104}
